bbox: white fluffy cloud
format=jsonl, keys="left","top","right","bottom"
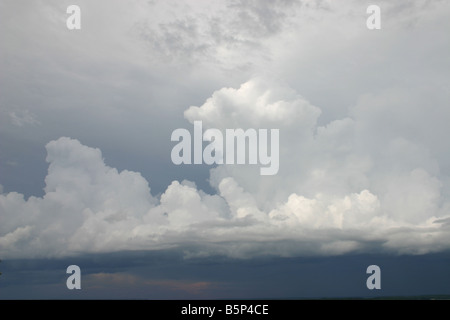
{"left": 2, "top": 78, "right": 450, "bottom": 259}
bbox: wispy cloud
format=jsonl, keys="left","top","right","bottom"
{"left": 84, "top": 272, "right": 215, "bottom": 295}
{"left": 9, "top": 110, "right": 40, "bottom": 127}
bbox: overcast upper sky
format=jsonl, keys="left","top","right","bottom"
{"left": 1, "top": 0, "right": 450, "bottom": 298}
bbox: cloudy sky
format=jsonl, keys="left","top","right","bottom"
{"left": 1, "top": 0, "right": 450, "bottom": 299}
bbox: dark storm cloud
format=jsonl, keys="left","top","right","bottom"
{"left": 2, "top": 250, "right": 450, "bottom": 299}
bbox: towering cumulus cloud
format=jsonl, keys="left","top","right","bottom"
{"left": 1, "top": 79, "right": 450, "bottom": 259}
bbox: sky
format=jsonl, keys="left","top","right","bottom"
{"left": 1, "top": 0, "right": 450, "bottom": 299}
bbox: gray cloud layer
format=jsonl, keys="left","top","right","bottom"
{"left": 1, "top": 0, "right": 450, "bottom": 259}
